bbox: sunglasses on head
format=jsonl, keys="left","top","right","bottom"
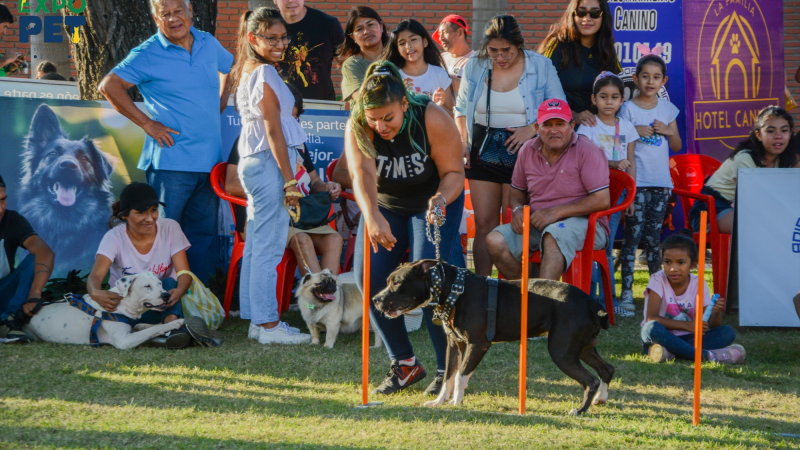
{"left": 574, "top": 7, "right": 603, "bottom": 19}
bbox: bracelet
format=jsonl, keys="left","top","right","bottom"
{"left": 437, "top": 193, "right": 447, "bottom": 209}
{"left": 513, "top": 205, "right": 524, "bottom": 214}
{"left": 283, "top": 179, "right": 298, "bottom": 190}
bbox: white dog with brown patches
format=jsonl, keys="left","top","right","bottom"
{"left": 24, "top": 272, "right": 183, "bottom": 349}
{"left": 296, "top": 270, "right": 382, "bottom": 349}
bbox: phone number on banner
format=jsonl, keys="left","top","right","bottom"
{"left": 614, "top": 41, "right": 672, "bottom": 65}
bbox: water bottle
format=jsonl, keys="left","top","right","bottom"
{"left": 702, "top": 294, "right": 720, "bottom": 322}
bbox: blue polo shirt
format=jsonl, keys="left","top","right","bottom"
{"left": 112, "top": 27, "right": 234, "bottom": 173}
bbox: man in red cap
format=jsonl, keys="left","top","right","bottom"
{"left": 433, "top": 14, "right": 474, "bottom": 94}
{"left": 486, "top": 99, "right": 611, "bottom": 281}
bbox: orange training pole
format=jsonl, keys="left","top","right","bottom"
{"left": 692, "top": 211, "right": 708, "bottom": 426}
{"left": 362, "top": 228, "right": 371, "bottom": 406}
{"left": 519, "top": 205, "right": 530, "bottom": 415}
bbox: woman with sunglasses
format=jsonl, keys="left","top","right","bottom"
{"left": 539, "top": 0, "right": 621, "bottom": 128}
{"left": 337, "top": 6, "right": 390, "bottom": 102}
{"left": 454, "top": 15, "right": 565, "bottom": 277}
{"left": 229, "top": 8, "right": 312, "bottom": 345}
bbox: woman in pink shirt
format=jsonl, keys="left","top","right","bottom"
{"left": 86, "top": 183, "right": 195, "bottom": 348}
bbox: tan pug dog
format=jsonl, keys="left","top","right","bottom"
{"left": 296, "top": 270, "right": 382, "bottom": 349}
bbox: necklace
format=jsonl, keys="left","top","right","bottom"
{"left": 389, "top": 117, "right": 407, "bottom": 143}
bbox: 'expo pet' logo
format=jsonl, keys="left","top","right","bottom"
{"left": 18, "top": 0, "right": 87, "bottom": 43}
{"left": 793, "top": 218, "right": 800, "bottom": 254}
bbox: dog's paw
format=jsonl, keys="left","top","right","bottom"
{"left": 170, "top": 319, "right": 184, "bottom": 330}
{"left": 423, "top": 399, "right": 444, "bottom": 407}
{"left": 310, "top": 339, "right": 320, "bottom": 345}
{"left": 568, "top": 408, "right": 583, "bottom": 416}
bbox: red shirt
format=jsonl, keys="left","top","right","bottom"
{"left": 511, "top": 132, "right": 610, "bottom": 236}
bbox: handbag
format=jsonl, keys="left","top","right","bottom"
{"left": 474, "top": 69, "right": 517, "bottom": 178}
{"left": 177, "top": 270, "right": 224, "bottom": 330}
{"left": 294, "top": 191, "right": 336, "bottom": 230}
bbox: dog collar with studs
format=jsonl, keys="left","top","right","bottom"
{"left": 432, "top": 266, "right": 467, "bottom": 329}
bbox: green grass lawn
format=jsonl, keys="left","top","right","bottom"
{"left": 1, "top": 270, "right": 799, "bottom": 449}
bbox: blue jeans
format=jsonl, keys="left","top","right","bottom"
{"left": 237, "top": 151, "right": 295, "bottom": 325}
{"left": 591, "top": 192, "right": 625, "bottom": 307}
{"left": 355, "top": 193, "right": 465, "bottom": 372}
{"left": 146, "top": 168, "right": 220, "bottom": 284}
{"left": 139, "top": 277, "right": 183, "bottom": 324}
{"left": 0, "top": 254, "right": 35, "bottom": 321}
{"left": 641, "top": 321, "right": 736, "bottom": 361}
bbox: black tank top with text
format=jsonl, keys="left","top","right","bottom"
{"left": 373, "top": 99, "right": 440, "bottom": 215}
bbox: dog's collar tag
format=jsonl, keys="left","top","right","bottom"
{"left": 307, "top": 303, "right": 315, "bottom": 310}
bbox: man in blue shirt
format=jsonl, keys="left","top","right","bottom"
{"left": 98, "top": 0, "right": 234, "bottom": 283}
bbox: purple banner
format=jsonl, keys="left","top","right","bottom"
{"left": 683, "top": 0, "right": 784, "bottom": 161}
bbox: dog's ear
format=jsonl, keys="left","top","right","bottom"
{"left": 84, "top": 139, "right": 115, "bottom": 181}
{"left": 27, "top": 105, "right": 67, "bottom": 146}
{"left": 417, "top": 260, "right": 438, "bottom": 273}
{"left": 300, "top": 273, "right": 312, "bottom": 286}
{"left": 115, "top": 276, "right": 135, "bottom": 298}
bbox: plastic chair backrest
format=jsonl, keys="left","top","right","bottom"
{"left": 210, "top": 163, "right": 247, "bottom": 208}
{"left": 608, "top": 168, "right": 635, "bottom": 209}
{"left": 669, "top": 154, "right": 721, "bottom": 216}
{"left": 326, "top": 158, "right": 338, "bottom": 183}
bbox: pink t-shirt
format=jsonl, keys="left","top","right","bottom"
{"left": 511, "top": 132, "right": 610, "bottom": 236}
{"left": 97, "top": 218, "right": 191, "bottom": 286}
{"left": 643, "top": 270, "right": 711, "bottom": 336}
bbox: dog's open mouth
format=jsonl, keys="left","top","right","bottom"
{"left": 143, "top": 302, "right": 169, "bottom": 311}
{"left": 48, "top": 182, "right": 80, "bottom": 207}
{"left": 312, "top": 289, "right": 337, "bottom": 303}
{"left": 384, "top": 308, "right": 405, "bottom": 318}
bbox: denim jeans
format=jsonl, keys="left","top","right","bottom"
{"left": 591, "top": 191, "right": 625, "bottom": 307}
{"left": 146, "top": 168, "right": 220, "bottom": 284}
{"left": 641, "top": 320, "right": 736, "bottom": 361}
{"left": 139, "top": 277, "right": 183, "bottom": 324}
{"left": 238, "top": 150, "right": 296, "bottom": 325}
{"left": 0, "top": 254, "right": 35, "bottom": 321}
{"left": 355, "top": 193, "right": 465, "bottom": 371}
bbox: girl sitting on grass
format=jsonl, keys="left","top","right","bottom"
{"left": 641, "top": 232, "right": 745, "bottom": 364}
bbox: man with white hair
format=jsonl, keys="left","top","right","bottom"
{"left": 97, "top": 0, "right": 234, "bottom": 283}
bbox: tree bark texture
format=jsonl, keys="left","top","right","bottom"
{"left": 64, "top": 0, "right": 218, "bottom": 101}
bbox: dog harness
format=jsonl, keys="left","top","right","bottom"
{"left": 66, "top": 293, "right": 138, "bottom": 347}
{"left": 486, "top": 278, "right": 499, "bottom": 342}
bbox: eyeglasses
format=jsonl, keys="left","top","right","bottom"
{"left": 351, "top": 21, "right": 381, "bottom": 36}
{"left": 255, "top": 34, "right": 291, "bottom": 46}
{"left": 487, "top": 46, "right": 516, "bottom": 59}
{"left": 574, "top": 7, "right": 603, "bottom": 19}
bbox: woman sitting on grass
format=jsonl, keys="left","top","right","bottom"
{"left": 641, "top": 232, "right": 745, "bottom": 364}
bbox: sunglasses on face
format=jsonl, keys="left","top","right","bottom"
{"left": 574, "top": 7, "right": 603, "bottom": 19}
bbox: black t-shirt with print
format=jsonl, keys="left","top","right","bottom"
{"left": 548, "top": 42, "right": 621, "bottom": 115}
{"left": 275, "top": 7, "right": 345, "bottom": 101}
{"left": 0, "top": 210, "right": 36, "bottom": 276}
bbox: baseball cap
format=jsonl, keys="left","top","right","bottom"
{"left": 119, "top": 182, "right": 165, "bottom": 213}
{"left": 432, "top": 14, "right": 470, "bottom": 46}
{"left": 536, "top": 98, "right": 573, "bottom": 125}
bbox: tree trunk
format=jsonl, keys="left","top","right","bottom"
{"left": 64, "top": 0, "right": 218, "bottom": 101}
{"left": 29, "top": 6, "right": 72, "bottom": 80}
{"left": 471, "top": 0, "right": 507, "bottom": 51}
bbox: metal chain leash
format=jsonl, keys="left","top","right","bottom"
{"left": 426, "top": 204, "right": 446, "bottom": 259}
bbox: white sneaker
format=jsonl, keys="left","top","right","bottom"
{"left": 619, "top": 291, "right": 635, "bottom": 311}
{"left": 614, "top": 306, "right": 635, "bottom": 318}
{"left": 250, "top": 322, "right": 301, "bottom": 340}
{"left": 258, "top": 322, "right": 312, "bottom": 345}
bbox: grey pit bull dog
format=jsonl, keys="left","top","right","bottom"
{"left": 24, "top": 272, "right": 184, "bottom": 349}
{"left": 373, "top": 260, "right": 614, "bottom": 416}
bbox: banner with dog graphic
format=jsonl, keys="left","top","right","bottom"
{"left": 0, "top": 96, "right": 145, "bottom": 278}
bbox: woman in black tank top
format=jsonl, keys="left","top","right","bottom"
{"left": 345, "top": 61, "right": 465, "bottom": 396}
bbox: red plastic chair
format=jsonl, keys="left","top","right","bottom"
{"left": 210, "top": 162, "right": 302, "bottom": 318}
{"left": 505, "top": 169, "right": 635, "bottom": 326}
{"left": 669, "top": 154, "right": 729, "bottom": 298}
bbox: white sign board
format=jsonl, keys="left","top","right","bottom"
{"left": 737, "top": 168, "right": 800, "bottom": 327}
{"left": 0, "top": 77, "right": 80, "bottom": 100}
